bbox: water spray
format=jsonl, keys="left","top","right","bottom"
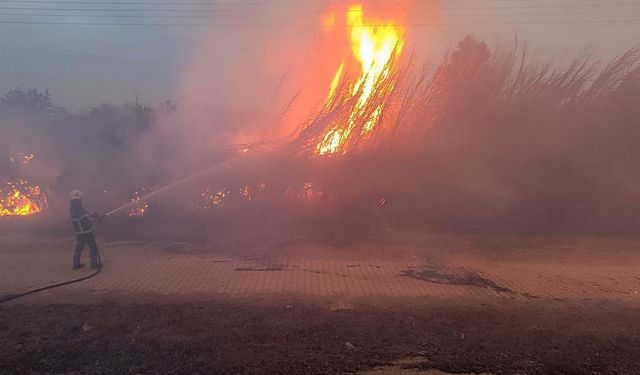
{"left": 104, "top": 159, "right": 234, "bottom": 217}
{"left": 104, "top": 142, "right": 267, "bottom": 217}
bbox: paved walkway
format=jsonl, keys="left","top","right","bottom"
{"left": 1, "top": 234, "right": 639, "bottom": 304}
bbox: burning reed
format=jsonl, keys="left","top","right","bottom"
{"left": 1, "top": 5, "right": 639, "bottom": 236}
{"left": 292, "top": 36, "right": 640, "bottom": 233}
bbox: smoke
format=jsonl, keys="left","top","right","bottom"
{"left": 1, "top": 0, "right": 640, "bottom": 239}
{"left": 184, "top": 35, "right": 640, "bottom": 235}
{"left": 332, "top": 37, "right": 640, "bottom": 234}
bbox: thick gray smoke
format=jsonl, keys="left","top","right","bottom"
{"left": 2, "top": 35, "right": 640, "bottom": 240}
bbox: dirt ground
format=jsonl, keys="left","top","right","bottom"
{"left": 1, "top": 298, "right": 640, "bottom": 375}
{"left": 2, "top": 229, "right": 640, "bottom": 374}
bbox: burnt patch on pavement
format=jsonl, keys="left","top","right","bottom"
{"left": 400, "top": 266, "right": 512, "bottom": 294}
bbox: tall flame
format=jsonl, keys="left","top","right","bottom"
{"left": 317, "top": 5, "right": 404, "bottom": 155}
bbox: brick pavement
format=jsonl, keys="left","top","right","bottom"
{"left": 1, "top": 234, "right": 639, "bottom": 304}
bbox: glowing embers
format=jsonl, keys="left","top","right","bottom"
{"left": 10, "top": 153, "right": 34, "bottom": 164}
{"left": 128, "top": 190, "right": 150, "bottom": 217}
{"left": 316, "top": 4, "right": 404, "bottom": 155}
{"left": 200, "top": 188, "right": 232, "bottom": 209}
{"left": 283, "top": 182, "right": 325, "bottom": 205}
{"left": 199, "top": 182, "right": 325, "bottom": 209}
{"left": 199, "top": 185, "right": 261, "bottom": 209}
{"left": 0, "top": 179, "right": 48, "bottom": 217}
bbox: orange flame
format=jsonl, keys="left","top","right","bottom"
{"left": 0, "top": 179, "right": 47, "bottom": 217}
{"left": 326, "top": 61, "right": 345, "bottom": 109}
{"left": 317, "top": 4, "right": 404, "bottom": 155}
{"left": 200, "top": 188, "right": 231, "bottom": 209}
{"left": 128, "top": 191, "right": 149, "bottom": 217}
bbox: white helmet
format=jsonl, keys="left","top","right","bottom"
{"left": 70, "top": 190, "right": 83, "bottom": 200}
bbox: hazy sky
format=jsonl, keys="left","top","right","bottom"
{"left": 1, "top": 0, "right": 638, "bottom": 110}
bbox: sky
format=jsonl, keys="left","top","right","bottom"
{"left": 0, "top": 0, "right": 639, "bottom": 111}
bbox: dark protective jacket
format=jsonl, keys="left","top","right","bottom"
{"left": 70, "top": 200, "right": 93, "bottom": 235}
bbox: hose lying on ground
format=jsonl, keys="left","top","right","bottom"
{"left": 0, "top": 266, "right": 101, "bottom": 304}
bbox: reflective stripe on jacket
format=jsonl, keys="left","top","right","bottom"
{"left": 71, "top": 212, "right": 93, "bottom": 235}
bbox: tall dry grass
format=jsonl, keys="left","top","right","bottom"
{"left": 285, "top": 36, "right": 640, "bottom": 233}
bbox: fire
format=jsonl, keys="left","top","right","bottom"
{"left": 128, "top": 191, "right": 149, "bottom": 217}
{"left": 200, "top": 188, "right": 231, "bottom": 209}
{"left": 316, "top": 4, "right": 404, "bottom": 155}
{"left": 10, "top": 153, "right": 35, "bottom": 164}
{"left": 0, "top": 179, "right": 48, "bottom": 217}
{"left": 326, "top": 61, "right": 345, "bottom": 109}
{"left": 200, "top": 185, "right": 257, "bottom": 209}
{"left": 239, "top": 186, "right": 255, "bottom": 201}
{"left": 302, "top": 182, "right": 324, "bottom": 204}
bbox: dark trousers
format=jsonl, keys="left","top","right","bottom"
{"left": 74, "top": 233, "right": 101, "bottom": 268}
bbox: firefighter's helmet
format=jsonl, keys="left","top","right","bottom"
{"left": 70, "top": 190, "right": 83, "bottom": 200}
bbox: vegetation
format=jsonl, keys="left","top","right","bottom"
{"left": 292, "top": 37, "right": 640, "bottom": 233}
{"left": 2, "top": 36, "right": 640, "bottom": 234}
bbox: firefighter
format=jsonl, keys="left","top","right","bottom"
{"left": 69, "top": 190, "right": 102, "bottom": 270}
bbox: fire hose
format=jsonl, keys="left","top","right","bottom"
{"left": 0, "top": 267, "right": 102, "bottom": 304}
{"left": 0, "top": 145, "right": 263, "bottom": 304}
{"left": 0, "top": 166, "right": 209, "bottom": 304}
{"left": 0, "top": 164, "right": 206, "bottom": 304}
